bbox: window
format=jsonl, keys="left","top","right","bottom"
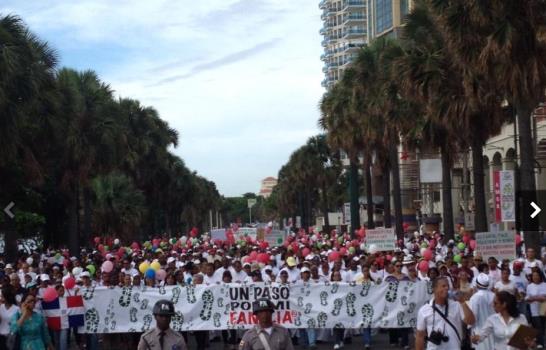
{"left": 400, "top": 0, "right": 409, "bottom": 18}
{"left": 375, "top": 0, "right": 393, "bottom": 34}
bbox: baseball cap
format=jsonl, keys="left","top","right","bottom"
{"left": 167, "top": 257, "right": 176, "bottom": 264}
{"left": 80, "top": 271, "right": 91, "bottom": 278}
{"left": 286, "top": 257, "right": 297, "bottom": 267}
{"left": 252, "top": 298, "right": 275, "bottom": 313}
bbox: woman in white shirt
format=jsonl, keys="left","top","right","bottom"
{"left": 471, "top": 291, "right": 535, "bottom": 350}
{"left": 526, "top": 271, "right": 546, "bottom": 348}
{"left": 493, "top": 268, "right": 517, "bottom": 296}
{"left": 0, "top": 287, "right": 20, "bottom": 348}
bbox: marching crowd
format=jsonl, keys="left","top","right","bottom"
{"left": 0, "top": 226, "right": 544, "bottom": 350}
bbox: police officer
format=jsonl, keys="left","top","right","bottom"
{"left": 239, "top": 298, "right": 294, "bottom": 350}
{"left": 138, "top": 299, "right": 187, "bottom": 350}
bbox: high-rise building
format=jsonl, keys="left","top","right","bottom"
{"left": 259, "top": 177, "right": 277, "bottom": 198}
{"left": 366, "top": 0, "right": 413, "bottom": 41}
{"left": 319, "top": 0, "right": 368, "bottom": 89}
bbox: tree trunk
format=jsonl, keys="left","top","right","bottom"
{"left": 516, "top": 104, "right": 539, "bottom": 252}
{"left": 471, "top": 139, "right": 488, "bottom": 232}
{"left": 68, "top": 183, "right": 80, "bottom": 256}
{"left": 349, "top": 159, "right": 360, "bottom": 236}
{"left": 390, "top": 145, "right": 404, "bottom": 239}
{"left": 321, "top": 180, "right": 330, "bottom": 233}
{"left": 306, "top": 186, "right": 312, "bottom": 230}
{"left": 440, "top": 144, "right": 455, "bottom": 240}
{"left": 383, "top": 162, "right": 392, "bottom": 228}
{"left": 82, "top": 187, "right": 92, "bottom": 247}
{"left": 364, "top": 154, "right": 375, "bottom": 229}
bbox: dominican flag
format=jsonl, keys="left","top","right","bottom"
{"left": 41, "top": 296, "right": 85, "bottom": 330}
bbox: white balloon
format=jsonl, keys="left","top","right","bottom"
{"left": 114, "top": 239, "right": 120, "bottom": 245}
{"left": 26, "top": 257, "right": 33, "bottom": 265}
{"left": 72, "top": 267, "right": 83, "bottom": 276}
{"left": 360, "top": 243, "right": 366, "bottom": 251}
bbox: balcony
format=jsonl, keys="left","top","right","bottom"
{"left": 343, "top": 14, "right": 366, "bottom": 25}
{"left": 343, "top": 28, "right": 366, "bottom": 38}
{"left": 319, "top": 0, "right": 328, "bottom": 9}
{"left": 343, "top": 43, "right": 365, "bottom": 52}
{"left": 321, "top": 39, "right": 329, "bottom": 46}
{"left": 319, "top": 27, "right": 327, "bottom": 35}
{"left": 343, "top": 0, "right": 366, "bottom": 10}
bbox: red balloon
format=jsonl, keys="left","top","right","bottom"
{"left": 515, "top": 234, "right": 522, "bottom": 245}
{"left": 423, "top": 249, "right": 433, "bottom": 261}
{"left": 249, "top": 251, "right": 258, "bottom": 261}
{"left": 131, "top": 242, "right": 139, "bottom": 249}
{"left": 98, "top": 244, "right": 104, "bottom": 252}
{"left": 340, "top": 247, "right": 348, "bottom": 256}
{"left": 43, "top": 287, "right": 58, "bottom": 302}
{"left": 469, "top": 239, "right": 477, "bottom": 250}
{"left": 386, "top": 254, "right": 393, "bottom": 261}
{"left": 429, "top": 240, "right": 436, "bottom": 249}
{"left": 64, "top": 277, "right": 76, "bottom": 290}
{"left": 291, "top": 242, "right": 299, "bottom": 253}
{"left": 418, "top": 260, "right": 429, "bottom": 273}
{"left": 462, "top": 235, "right": 470, "bottom": 244}
{"left": 259, "top": 241, "right": 269, "bottom": 250}
{"left": 328, "top": 251, "right": 340, "bottom": 262}
{"left": 257, "top": 253, "right": 270, "bottom": 265}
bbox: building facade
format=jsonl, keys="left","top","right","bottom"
{"left": 319, "top": 0, "right": 368, "bottom": 89}
{"left": 366, "top": 0, "right": 413, "bottom": 41}
{"left": 259, "top": 177, "right": 278, "bottom": 198}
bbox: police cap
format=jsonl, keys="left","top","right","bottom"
{"left": 153, "top": 299, "right": 175, "bottom": 316}
{"left": 252, "top": 298, "right": 275, "bottom": 313}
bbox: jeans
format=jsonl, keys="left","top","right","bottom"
{"left": 300, "top": 328, "right": 316, "bottom": 346}
{"left": 531, "top": 316, "right": 546, "bottom": 346}
{"left": 334, "top": 328, "right": 345, "bottom": 344}
{"left": 362, "top": 328, "right": 372, "bottom": 346}
{"left": 85, "top": 334, "right": 99, "bottom": 350}
{"left": 54, "top": 329, "right": 68, "bottom": 350}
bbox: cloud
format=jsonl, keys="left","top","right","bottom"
{"left": 151, "top": 38, "right": 281, "bottom": 85}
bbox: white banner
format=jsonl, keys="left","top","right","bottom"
{"left": 499, "top": 170, "right": 516, "bottom": 222}
{"left": 365, "top": 228, "right": 396, "bottom": 251}
{"left": 264, "top": 230, "right": 287, "bottom": 247}
{"left": 236, "top": 228, "right": 257, "bottom": 240}
{"left": 210, "top": 229, "right": 226, "bottom": 240}
{"left": 475, "top": 231, "right": 516, "bottom": 261}
{"left": 80, "top": 281, "right": 432, "bottom": 333}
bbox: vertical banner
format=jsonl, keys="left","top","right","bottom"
{"left": 493, "top": 171, "right": 501, "bottom": 222}
{"left": 499, "top": 170, "right": 515, "bottom": 222}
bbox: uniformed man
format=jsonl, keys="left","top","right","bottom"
{"left": 138, "top": 299, "right": 187, "bottom": 350}
{"left": 239, "top": 298, "right": 294, "bottom": 350}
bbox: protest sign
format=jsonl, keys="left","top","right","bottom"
{"left": 236, "top": 228, "right": 257, "bottom": 240}
{"left": 365, "top": 228, "right": 396, "bottom": 251}
{"left": 210, "top": 229, "right": 226, "bottom": 241}
{"left": 264, "top": 230, "right": 287, "bottom": 247}
{"left": 475, "top": 231, "right": 516, "bottom": 261}
{"left": 80, "top": 281, "right": 432, "bottom": 333}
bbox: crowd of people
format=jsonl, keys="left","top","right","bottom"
{"left": 0, "top": 225, "right": 544, "bottom": 350}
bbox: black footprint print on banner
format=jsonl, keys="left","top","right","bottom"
{"left": 320, "top": 291, "right": 328, "bottom": 306}
{"left": 172, "top": 311, "right": 184, "bottom": 331}
{"left": 159, "top": 284, "right": 166, "bottom": 295}
{"left": 360, "top": 281, "right": 371, "bottom": 297}
{"left": 397, "top": 311, "right": 405, "bottom": 326}
{"left": 361, "top": 304, "right": 374, "bottom": 328}
{"left": 217, "top": 297, "right": 224, "bottom": 308}
{"left": 408, "top": 302, "right": 416, "bottom": 314}
{"left": 171, "top": 287, "right": 181, "bottom": 304}
{"left": 83, "top": 286, "right": 95, "bottom": 301}
{"left": 401, "top": 295, "right": 408, "bottom": 306}
{"left": 331, "top": 283, "right": 339, "bottom": 294}
{"left": 140, "top": 299, "right": 149, "bottom": 310}
{"left": 297, "top": 297, "right": 304, "bottom": 307}
{"left": 294, "top": 312, "right": 302, "bottom": 327}
{"left": 385, "top": 281, "right": 399, "bottom": 303}
{"left": 110, "top": 320, "right": 117, "bottom": 331}
{"left": 142, "top": 314, "right": 153, "bottom": 331}
{"left": 213, "top": 313, "right": 221, "bottom": 327}
{"left": 186, "top": 285, "right": 197, "bottom": 304}
{"left": 304, "top": 303, "right": 313, "bottom": 314}
{"left": 200, "top": 290, "right": 214, "bottom": 321}
{"left": 130, "top": 307, "right": 138, "bottom": 323}
{"left": 409, "top": 318, "right": 416, "bottom": 327}
{"left": 307, "top": 318, "right": 316, "bottom": 328}
{"left": 133, "top": 292, "right": 140, "bottom": 303}
{"left": 119, "top": 286, "right": 132, "bottom": 307}
{"left": 345, "top": 293, "right": 356, "bottom": 317}
{"left": 331, "top": 298, "right": 343, "bottom": 316}
{"left": 317, "top": 312, "right": 328, "bottom": 328}
{"left": 334, "top": 322, "right": 344, "bottom": 329}
{"left": 85, "top": 308, "right": 99, "bottom": 333}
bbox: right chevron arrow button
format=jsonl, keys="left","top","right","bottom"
{"left": 530, "top": 201, "right": 542, "bottom": 219}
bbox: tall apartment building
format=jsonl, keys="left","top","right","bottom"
{"left": 319, "top": 0, "right": 367, "bottom": 89}
{"left": 366, "top": 0, "right": 413, "bottom": 41}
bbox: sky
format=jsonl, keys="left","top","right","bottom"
{"left": 2, "top": 0, "right": 324, "bottom": 196}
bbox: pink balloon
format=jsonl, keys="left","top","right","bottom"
{"left": 257, "top": 253, "right": 270, "bottom": 265}
{"left": 43, "top": 287, "right": 58, "bottom": 302}
{"left": 469, "top": 239, "right": 477, "bottom": 250}
{"left": 418, "top": 261, "right": 429, "bottom": 273}
{"left": 340, "top": 247, "right": 348, "bottom": 256}
{"left": 64, "top": 277, "right": 76, "bottom": 290}
{"left": 328, "top": 251, "right": 340, "bottom": 262}
{"left": 156, "top": 269, "right": 167, "bottom": 281}
{"left": 301, "top": 247, "right": 311, "bottom": 257}
{"left": 423, "top": 249, "right": 433, "bottom": 261}
{"left": 386, "top": 254, "right": 393, "bottom": 262}
{"left": 462, "top": 235, "right": 470, "bottom": 244}
{"left": 102, "top": 260, "right": 113, "bottom": 273}
{"left": 249, "top": 251, "right": 258, "bottom": 261}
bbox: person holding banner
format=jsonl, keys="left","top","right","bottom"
{"left": 137, "top": 300, "right": 187, "bottom": 350}
{"left": 239, "top": 298, "right": 294, "bottom": 350}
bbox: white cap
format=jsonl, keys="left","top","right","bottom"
{"left": 26, "top": 257, "right": 33, "bottom": 265}
{"left": 80, "top": 271, "right": 90, "bottom": 278}
{"left": 40, "top": 274, "right": 50, "bottom": 281}
{"left": 5, "top": 264, "right": 13, "bottom": 269}
{"left": 167, "top": 257, "right": 176, "bottom": 264}
{"left": 193, "top": 259, "right": 201, "bottom": 265}
{"left": 301, "top": 267, "right": 311, "bottom": 273}
{"left": 476, "top": 273, "right": 490, "bottom": 288}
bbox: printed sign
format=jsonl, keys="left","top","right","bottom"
{"left": 365, "top": 228, "right": 396, "bottom": 251}
{"left": 264, "top": 230, "right": 287, "bottom": 247}
{"left": 499, "top": 170, "right": 515, "bottom": 222}
{"left": 236, "top": 228, "right": 257, "bottom": 240}
{"left": 79, "top": 281, "right": 432, "bottom": 333}
{"left": 475, "top": 231, "right": 516, "bottom": 261}
{"left": 210, "top": 229, "right": 227, "bottom": 241}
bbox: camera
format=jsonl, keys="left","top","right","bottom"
{"left": 427, "top": 330, "right": 449, "bottom": 345}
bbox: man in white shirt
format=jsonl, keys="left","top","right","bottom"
{"left": 281, "top": 257, "right": 300, "bottom": 283}
{"left": 524, "top": 248, "right": 544, "bottom": 275}
{"left": 468, "top": 274, "right": 495, "bottom": 350}
{"left": 203, "top": 263, "right": 220, "bottom": 285}
{"left": 416, "top": 277, "right": 475, "bottom": 350}
{"left": 229, "top": 260, "right": 248, "bottom": 284}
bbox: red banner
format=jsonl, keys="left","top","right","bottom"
{"left": 493, "top": 170, "right": 501, "bottom": 222}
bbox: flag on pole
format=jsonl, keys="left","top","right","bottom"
{"left": 41, "top": 296, "right": 85, "bottom": 330}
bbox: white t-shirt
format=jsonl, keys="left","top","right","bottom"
{"left": 524, "top": 259, "right": 544, "bottom": 275}
{"left": 526, "top": 282, "right": 546, "bottom": 316}
{"left": 203, "top": 274, "right": 220, "bottom": 285}
{"left": 229, "top": 269, "right": 247, "bottom": 283}
{"left": 417, "top": 300, "right": 466, "bottom": 350}
{"left": 494, "top": 280, "right": 517, "bottom": 295}
{"left": 476, "top": 313, "right": 528, "bottom": 350}
{"left": 0, "top": 304, "right": 19, "bottom": 335}
{"left": 509, "top": 274, "right": 528, "bottom": 295}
